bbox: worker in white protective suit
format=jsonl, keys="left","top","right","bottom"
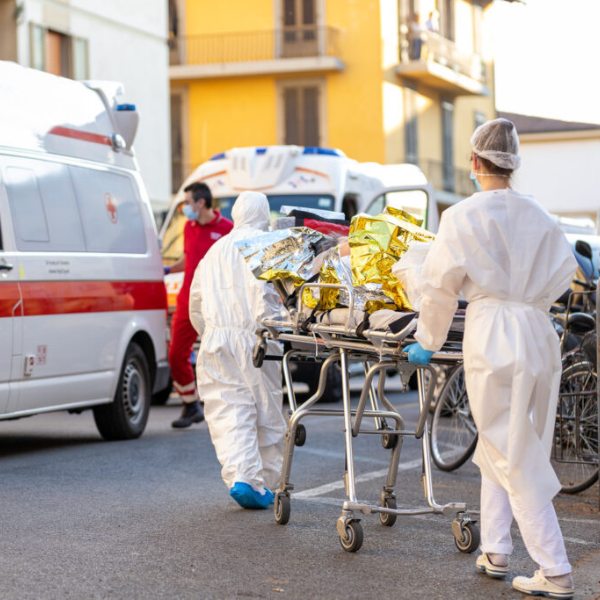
{"left": 189, "top": 191, "right": 287, "bottom": 510}
{"left": 404, "top": 119, "right": 578, "bottom": 599}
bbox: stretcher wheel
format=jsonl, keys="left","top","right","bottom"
{"left": 274, "top": 493, "right": 290, "bottom": 525}
{"left": 453, "top": 520, "right": 480, "bottom": 553}
{"left": 381, "top": 432, "right": 398, "bottom": 449}
{"left": 339, "top": 520, "right": 363, "bottom": 553}
{"left": 252, "top": 341, "right": 266, "bottom": 368}
{"left": 294, "top": 424, "right": 306, "bottom": 447}
{"left": 379, "top": 496, "right": 397, "bottom": 527}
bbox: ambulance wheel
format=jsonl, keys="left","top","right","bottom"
{"left": 339, "top": 521, "right": 363, "bottom": 553}
{"left": 453, "top": 521, "right": 480, "bottom": 553}
{"left": 274, "top": 493, "right": 291, "bottom": 525}
{"left": 94, "top": 342, "right": 151, "bottom": 441}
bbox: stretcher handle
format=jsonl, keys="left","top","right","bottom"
{"left": 297, "top": 283, "right": 355, "bottom": 333}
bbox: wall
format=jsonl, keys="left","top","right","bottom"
{"left": 326, "top": 0, "right": 385, "bottom": 163}
{"left": 514, "top": 135, "right": 600, "bottom": 220}
{"left": 186, "top": 75, "right": 278, "bottom": 166}
{"left": 15, "top": 0, "right": 171, "bottom": 212}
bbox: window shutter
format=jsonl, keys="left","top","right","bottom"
{"left": 303, "top": 86, "right": 319, "bottom": 146}
{"left": 284, "top": 88, "right": 300, "bottom": 145}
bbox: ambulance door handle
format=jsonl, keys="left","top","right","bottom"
{"left": 0, "top": 263, "right": 14, "bottom": 271}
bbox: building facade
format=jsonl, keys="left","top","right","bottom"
{"left": 0, "top": 0, "right": 171, "bottom": 213}
{"left": 169, "top": 0, "right": 497, "bottom": 208}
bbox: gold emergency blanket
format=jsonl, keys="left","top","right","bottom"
{"left": 347, "top": 207, "right": 435, "bottom": 312}
{"left": 235, "top": 227, "right": 337, "bottom": 284}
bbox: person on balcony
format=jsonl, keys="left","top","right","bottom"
{"left": 408, "top": 13, "right": 424, "bottom": 60}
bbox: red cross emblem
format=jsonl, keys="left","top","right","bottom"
{"left": 105, "top": 193, "right": 118, "bottom": 224}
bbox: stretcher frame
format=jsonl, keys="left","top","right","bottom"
{"left": 254, "top": 281, "right": 479, "bottom": 552}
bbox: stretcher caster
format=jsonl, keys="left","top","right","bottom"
{"left": 274, "top": 492, "right": 291, "bottom": 525}
{"left": 380, "top": 432, "right": 398, "bottom": 449}
{"left": 294, "top": 424, "right": 306, "bottom": 447}
{"left": 452, "top": 518, "right": 480, "bottom": 553}
{"left": 379, "top": 495, "right": 397, "bottom": 527}
{"left": 339, "top": 520, "right": 363, "bottom": 553}
{"left": 252, "top": 339, "right": 267, "bottom": 368}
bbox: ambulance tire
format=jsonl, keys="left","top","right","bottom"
{"left": 94, "top": 342, "right": 151, "bottom": 441}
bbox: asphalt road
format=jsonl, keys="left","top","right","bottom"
{"left": 0, "top": 379, "right": 599, "bottom": 600}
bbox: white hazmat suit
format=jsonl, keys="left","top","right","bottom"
{"left": 414, "top": 188, "right": 577, "bottom": 575}
{"left": 189, "top": 191, "right": 286, "bottom": 494}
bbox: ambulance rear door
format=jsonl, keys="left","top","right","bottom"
{"left": 0, "top": 169, "right": 22, "bottom": 414}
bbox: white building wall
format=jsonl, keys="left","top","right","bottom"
{"left": 15, "top": 0, "right": 170, "bottom": 214}
{"left": 513, "top": 136, "right": 600, "bottom": 218}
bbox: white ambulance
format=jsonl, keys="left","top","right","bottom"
{"left": 161, "top": 145, "right": 437, "bottom": 306}
{"left": 0, "top": 61, "right": 170, "bottom": 439}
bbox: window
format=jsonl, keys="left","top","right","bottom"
{"left": 474, "top": 110, "right": 486, "bottom": 131}
{"left": 282, "top": 84, "right": 321, "bottom": 146}
{"left": 365, "top": 190, "right": 429, "bottom": 223}
{"left": 282, "top": 0, "right": 317, "bottom": 57}
{"left": 70, "top": 167, "right": 147, "bottom": 254}
{"left": 30, "top": 23, "right": 88, "bottom": 79}
{"left": 171, "top": 91, "right": 185, "bottom": 194}
{"left": 441, "top": 99, "right": 454, "bottom": 192}
{"left": 2, "top": 158, "right": 85, "bottom": 252}
{"left": 5, "top": 166, "right": 50, "bottom": 247}
{"left": 404, "top": 85, "right": 419, "bottom": 164}
{"left": 440, "top": 0, "right": 455, "bottom": 41}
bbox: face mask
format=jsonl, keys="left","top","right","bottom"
{"left": 183, "top": 204, "right": 199, "bottom": 221}
{"left": 470, "top": 171, "right": 482, "bottom": 193}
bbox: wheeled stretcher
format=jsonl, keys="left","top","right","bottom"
{"left": 253, "top": 281, "right": 479, "bottom": 553}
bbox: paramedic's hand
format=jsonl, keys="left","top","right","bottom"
{"left": 405, "top": 343, "right": 434, "bottom": 365}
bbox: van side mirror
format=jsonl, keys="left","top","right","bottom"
{"left": 575, "top": 239, "right": 593, "bottom": 260}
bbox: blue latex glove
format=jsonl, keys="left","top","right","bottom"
{"left": 163, "top": 266, "right": 170, "bottom": 275}
{"left": 405, "top": 342, "right": 434, "bottom": 365}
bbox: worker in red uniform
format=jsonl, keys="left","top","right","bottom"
{"left": 164, "top": 182, "right": 234, "bottom": 428}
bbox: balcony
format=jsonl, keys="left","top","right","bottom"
{"left": 169, "top": 27, "right": 344, "bottom": 80}
{"left": 419, "top": 159, "right": 473, "bottom": 199}
{"left": 396, "top": 30, "right": 489, "bottom": 96}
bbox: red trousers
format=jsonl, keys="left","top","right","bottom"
{"left": 169, "top": 303, "right": 199, "bottom": 402}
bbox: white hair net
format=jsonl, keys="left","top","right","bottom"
{"left": 470, "top": 118, "right": 521, "bottom": 170}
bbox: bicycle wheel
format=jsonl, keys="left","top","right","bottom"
{"left": 430, "top": 365, "right": 478, "bottom": 472}
{"left": 552, "top": 361, "right": 599, "bottom": 494}
{"left": 424, "top": 364, "right": 456, "bottom": 413}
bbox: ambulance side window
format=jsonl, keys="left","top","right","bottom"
{"left": 4, "top": 166, "right": 50, "bottom": 247}
{"left": 70, "top": 167, "right": 147, "bottom": 254}
{"left": 2, "top": 158, "right": 86, "bottom": 252}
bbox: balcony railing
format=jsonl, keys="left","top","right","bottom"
{"left": 170, "top": 27, "right": 341, "bottom": 66}
{"left": 419, "top": 159, "right": 474, "bottom": 197}
{"left": 399, "top": 28, "right": 487, "bottom": 85}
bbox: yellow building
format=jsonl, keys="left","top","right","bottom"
{"left": 169, "top": 0, "right": 498, "bottom": 208}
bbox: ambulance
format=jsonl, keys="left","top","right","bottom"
{"left": 161, "top": 145, "right": 438, "bottom": 307}
{"left": 0, "top": 61, "right": 170, "bottom": 439}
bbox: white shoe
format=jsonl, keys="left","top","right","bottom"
{"left": 512, "top": 570, "right": 574, "bottom": 599}
{"left": 476, "top": 553, "right": 508, "bottom": 579}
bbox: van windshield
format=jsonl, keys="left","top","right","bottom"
{"left": 161, "top": 194, "right": 336, "bottom": 263}
{"left": 217, "top": 194, "right": 335, "bottom": 221}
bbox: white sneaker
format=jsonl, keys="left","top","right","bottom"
{"left": 476, "top": 553, "right": 508, "bottom": 579}
{"left": 512, "top": 570, "right": 574, "bottom": 599}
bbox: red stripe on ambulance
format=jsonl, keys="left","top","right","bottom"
{"left": 0, "top": 281, "right": 167, "bottom": 318}
{"left": 48, "top": 126, "right": 113, "bottom": 147}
